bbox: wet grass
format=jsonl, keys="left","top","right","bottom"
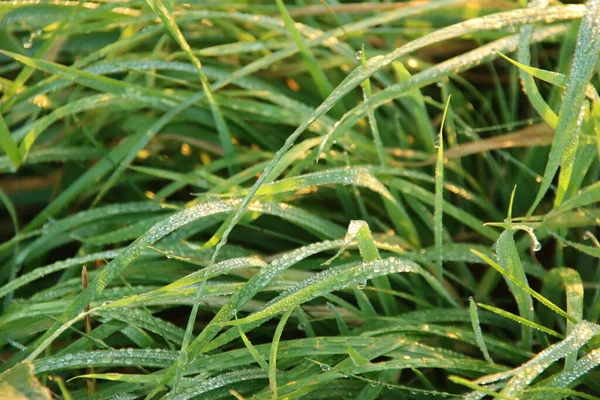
{"left": 0, "top": 0, "right": 600, "bottom": 399}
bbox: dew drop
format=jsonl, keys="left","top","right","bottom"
{"left": 297, "top": 323, "right": 306, "bottom": 331}
{"left": 320, "top": 364, "right": 331, "bottom": 372}
{"left": 356, "top": 280, "right": 367, "bottom": 290}
{"left": 22, "top": 36, "right": 33, "bottom": 49}
{"left": 522, "top": 227, "right": 542, "bottom": 252}
{"left": 101, "top": 301, "right": 112, "bottom": 306}
{"left": 355, "top": 50, "right": 363, "bottom": 60}
{"left": 231, "top": 308, "right": 238, "bottom": 316}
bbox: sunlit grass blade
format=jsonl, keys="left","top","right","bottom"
{"left": 224, "top": 257, "right": 456, "bottom": 327}
{"left": 528, "top": 0, "right": 600, "bottom": 213}
{"left": 206, "top": 3, "right": 585, "bottom": 269}
{"left": 499, "top": 321, "right": 600, "bottom": 397}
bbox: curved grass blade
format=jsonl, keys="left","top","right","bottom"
{"left": 528, "top": 0, "right": 600, "bottom": 213}
{"left": 540, "top": 268, "right": 584, "bottom": 367}
{"left": 315, "top": 24, "right": 572, "bottom": 159}
{"left": 532, "top": 348, "right": 600, "bottom": 400}
{"left": 499, "top": 321, "right": 600, "bottom": 397}
{"left": 223, "top": 257, "right": 456, "bottom": 327}
{"left": 207, "top": 4, "right": 585, "bottom": 272}
{"left": 0, "top": 249, "right": 122, "bottom": 300}
{"left": 5, "top": 200, "right": 243, "bottom": 367}
{"left": 323, "top": 220, "right": 398, "bottom": 315}
{"left": 35, "top": 349, "right": 178, "bottom": 374}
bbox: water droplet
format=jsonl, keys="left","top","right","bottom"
{"left": 491, "top": 48, "right": 497, "bottom": 55}
{"left": 433, "top": 135, "right": 440, "bottom": 149}
{"left": 101, "top": 301, "right": 112, "bottom": 306}
{"left": 297, "top": 323, "right": 306, "bottom": 330}
{"left": 22, "top": 36, "right": 33, "bottom": 49}
{"left": 355, "top": 50, "right": 363, "bottom": 60}
{"left": 231, "top": 308, "right": 238, "bottom": 316}
{"left": 320, "top": 364, "right": 331, "bottom": 372}
{"left": 528, "top": 230, "right": 542, "bottom": 252}
{"left": 356, "top": 280, "right": 367, "bottom": 290}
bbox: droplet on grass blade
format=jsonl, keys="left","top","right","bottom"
{"left": 356, "top": 281, "right": 367, "bottom": 290}
{"left": 22, "top": 36, "right": 33, "bottom": 49}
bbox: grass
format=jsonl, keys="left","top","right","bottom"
{"left": 0, "top": 0, "right": 599, "bottom": 399}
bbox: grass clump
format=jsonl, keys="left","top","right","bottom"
{"left": 1, "top": 0, "right": 600, "bottom": 399}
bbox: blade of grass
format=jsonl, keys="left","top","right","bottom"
{"left": 528, "top": 0, "right": 600, "bottom": 214}
{"left": 0, "top": 112, "right": 22, "bottom": 170}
